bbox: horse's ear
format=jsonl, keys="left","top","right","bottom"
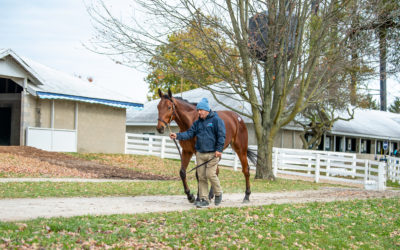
{"left": 158, "top": 89, "right": 163, "bottom": 98}
{"left": 168, "top": 88, "right": 172, "bottom": 98}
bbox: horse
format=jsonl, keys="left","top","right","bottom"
{"left": 156, "top": 89, "right": 257, "bottom": 203}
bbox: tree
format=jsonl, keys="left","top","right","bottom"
{"left": 146, "top": 20, "right": 239, "bottom": 100}
{"left": 87, "top": 0, "right": 376, "bottom": 180}
{"left": 358, "top": 94, "right": 380, "bottom": 110}
{"left": 351, "top": 0, "right": 400, "bottom": 110}
{"left": 296, "top": 106, "right": 354, "bottom": 150}
{"left": 389, "top": 97, "right": 400, "bottom": 113}
{"left": 294, "top": 72, "right": 355, "bottom": 150}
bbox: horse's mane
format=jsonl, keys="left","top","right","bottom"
{"left": 175, "top": 97, "right": 198, "bottom": 106}
{"left": 162, "top": 94, "right": 197, "bottom": 107}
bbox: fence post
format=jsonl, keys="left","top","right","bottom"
{"left": 315, "top": 154, "right": 320, "bottom": 183}
{"left": 233, "top": 153, "right": 239, "bottom": 171}
{"left": 363, "top": 160, "right": 369, "bottom": 185}
{"left": 149, "top": 136, "right": 153, "bottom": 154}
{"left": 160, "top": 137, "right": 166, "bottom": 159}
{"left": 273, "top": 150, "right": 278, "bottom": 176}
{"left": 351, "top": 155, "right": 356, "bottom": 178}
{"left": 307, "top": 156, "right": 312, "bottom": 175}
{"left": 378, "top": 162, "right": 386, "bottom": 191}
{"left": 396, "top": 159, "right": 400, "bottom": 184}
{"left": 388, "top": 158, "right": 393, "bottom": 181}
{"left": 326, "top": 158, "right": 331, "bottom": 177}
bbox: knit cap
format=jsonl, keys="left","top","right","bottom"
{"left": 196, "top": 98, "right": 210, "bottom": 111}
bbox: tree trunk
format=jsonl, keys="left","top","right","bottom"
{"left": 379, "top": 25, "right": 387, "bottom": 111}
{"left": 255, "top": 133, "right": 276, "bottom": 180}
{"left": 350, "top": 50, "right": 358, "bottom": 105}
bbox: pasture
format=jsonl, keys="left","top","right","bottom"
{"left": 0, "top": 149, "right": 399, "bottom": 248}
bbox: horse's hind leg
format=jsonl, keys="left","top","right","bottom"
{"left": 238, "top": 152, "right": 251, "bottom": 203}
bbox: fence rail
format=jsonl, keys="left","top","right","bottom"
{"left": 125, "top": 133, "right": 386, "bottom": 190}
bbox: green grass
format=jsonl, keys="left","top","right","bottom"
{"left": 1, "top": 198, "right": 399, "bottom": 248}
{"left": 387, "top": 180, "right": 400, "bottom": 188}
{"left": 0, "top": 176, "right": 331, "bottom": 199}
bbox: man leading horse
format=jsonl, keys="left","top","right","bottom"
{"left": 170, "top": 97, "right": 225, "bottom": 208}
{"left": 157, "top": 89, "right": 254, "bottom": 204}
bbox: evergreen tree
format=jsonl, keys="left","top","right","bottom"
{"left": 389, "top": 97, "right": 400, "bottom": 113}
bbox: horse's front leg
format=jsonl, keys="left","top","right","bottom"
{"left": 179, "top": 151, "right": 195, "bottom": 203}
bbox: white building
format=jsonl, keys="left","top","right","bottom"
{"left": 0, "top": 49, "right": 143, "bottom": 153}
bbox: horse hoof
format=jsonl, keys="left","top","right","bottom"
{"left": 188, "top": 194, "right": 196, "bottom": 203}
{"left": 242, "top": 198, "right": 250, "bottom": 204}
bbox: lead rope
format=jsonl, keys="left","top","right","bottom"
{"left": 167, "top": 123, "right": 182, "bottom": 160}
{"left": 166, "top": 105, "right": 182, "bottom": 161}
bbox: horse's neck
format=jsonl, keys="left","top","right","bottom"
{"left": 174, "top": 101, "right": 197, "bottom": 131}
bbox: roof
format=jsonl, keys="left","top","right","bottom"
{"left": 126, "top": 83, "right": 253, "bottom": 125}
{"left": 331, "top": 109, "right": 400, "bottom": 140}
{"left": 0, "top": 49, "right": 143, "bottom": 109}
{"left": 127, "top": 84, "right": 400, "bottom": 141}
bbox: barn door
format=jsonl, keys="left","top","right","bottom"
{"left": 0, "top": 107, "right": 11, "bottom": 145}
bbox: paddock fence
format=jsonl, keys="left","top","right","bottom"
{"left": 125, "top": 133, "right": 387, "bottom": 191}
{"left": 387, "top": 156, "right": 400, "bottom": 184}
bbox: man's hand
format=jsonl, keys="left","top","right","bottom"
{"left": 215, "top": 151, "right": 222, "bottom": 158}
{"left": 170, "top": 133, "right": 177, "bottom": 139}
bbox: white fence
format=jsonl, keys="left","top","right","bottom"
{"left": 26, "top": 127, "right": 77, "bottom": 152}
{"left": 387, "top": 156, "right": 400, "bottom": 184}
{"left": 272, "top": 147, "right": 385, "bottom": 190}
{"left": 125, "top": 133, "right": 386, "bottom": 190}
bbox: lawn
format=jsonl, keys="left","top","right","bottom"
{"left": 0, "top": 198, "right": 399, "bottom": 248}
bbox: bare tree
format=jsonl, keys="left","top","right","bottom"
{"left": 87, "top": 0, "right": 373, "bottom": 180}
{"left": 294, "top": 68, "right": 355, "bottom": 150}
{"left": 348, "top": 0, "right": 400, "bottom": 110}
{"left": 296, "top": 106, "right": 355, "bottom": 150}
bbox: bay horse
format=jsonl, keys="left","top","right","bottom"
{"left": 156, "top": 89, "right": 257, "bottom": 203}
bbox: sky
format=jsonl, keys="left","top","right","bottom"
{"left": 0, "top": 0, "right": 148, "bottom": 103}
{"left": 0, "top": 0, "right": 398, "bottom": 107}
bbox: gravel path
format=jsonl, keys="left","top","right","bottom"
{"left": 1, "top": 187, "right": 400, "bottom": 222}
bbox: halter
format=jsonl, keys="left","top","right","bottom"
{"left": 157, "top": 97, "right": 182, "bottom": 159}
{"left": 157, "top": 96, "right": 177, "bottom": 134}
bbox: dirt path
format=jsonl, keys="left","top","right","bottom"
{"left": 1, "top": 187, "right": 400, "bottom": 222}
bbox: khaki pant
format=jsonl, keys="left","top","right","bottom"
{"left": 196, "top": 152, "right": 222, "bottom": 201}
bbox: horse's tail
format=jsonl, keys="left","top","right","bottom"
{"left": 246, "top": 147, "right": 259, "bottom": 168}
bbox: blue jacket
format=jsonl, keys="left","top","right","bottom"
{"left": 177, "top": 111, "right": 226, "bottom": 153}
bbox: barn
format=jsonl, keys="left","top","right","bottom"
{"left": 126, "top": 83, "right": 400, "bottom": 158}
{"left": 0, "top": 49, "right": 143, "bottom": 153}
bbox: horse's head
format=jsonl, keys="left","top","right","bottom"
{"left": 156, "top": 88, "right": 175, "bottom": 134}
